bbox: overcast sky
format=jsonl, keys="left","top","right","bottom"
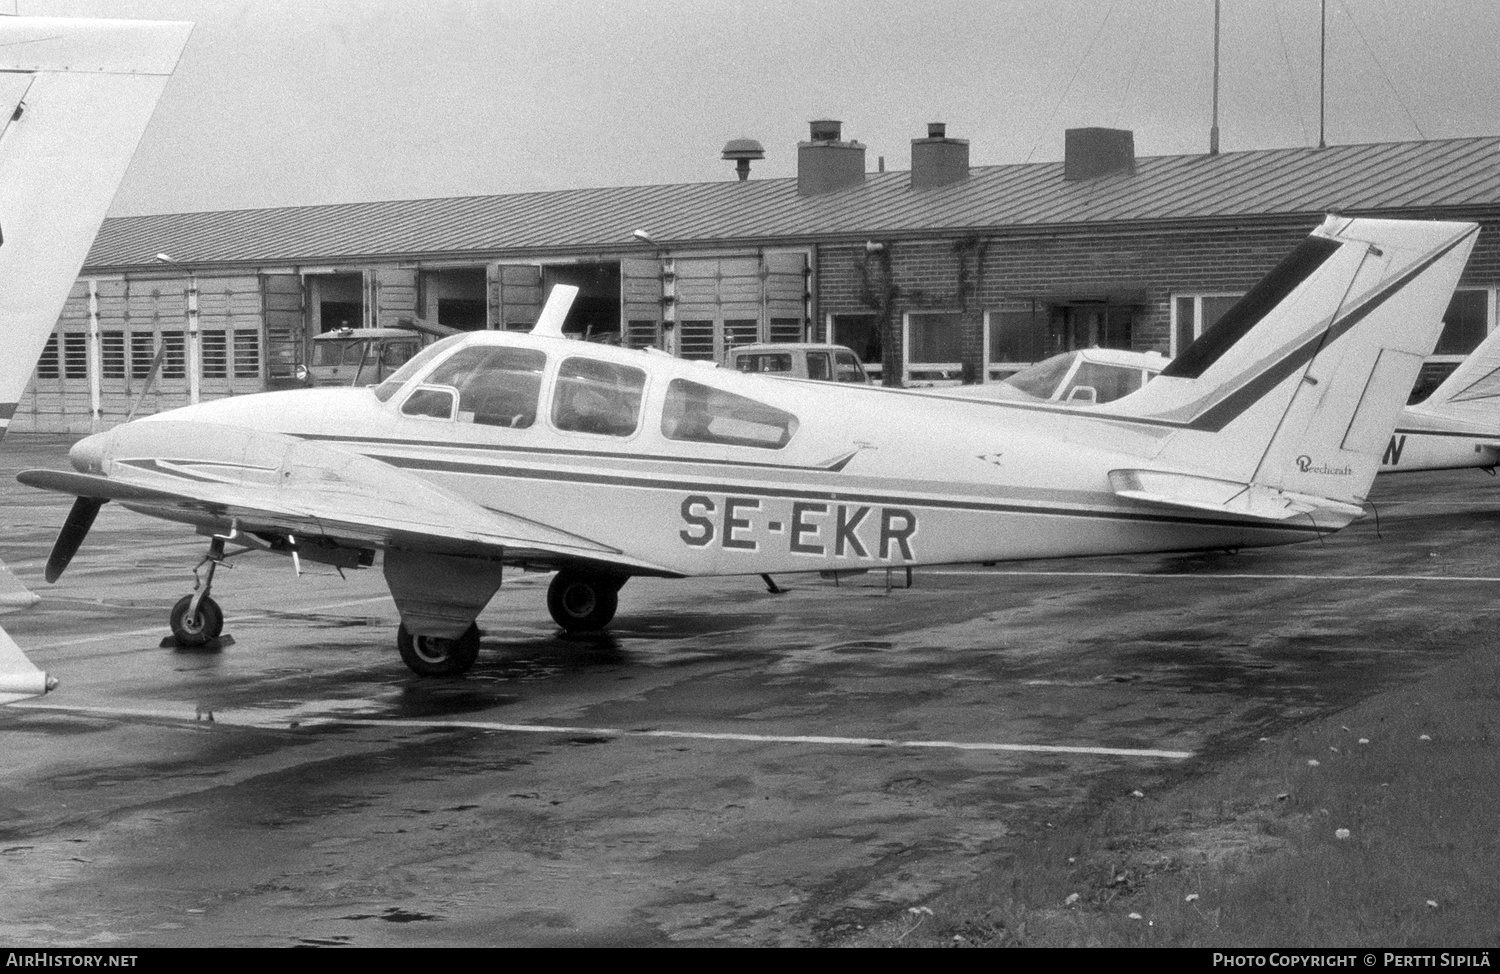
{"left": 17, "top": 0, "right": 1500, "bottom": 216}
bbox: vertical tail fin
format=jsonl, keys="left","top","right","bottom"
{"left": 0, "top": 16, "right": 193, "bottom": 440}
{"left": 1100, "top": 216, "right": 1477, "bottom": 515}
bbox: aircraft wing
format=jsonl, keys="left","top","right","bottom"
{"left": 18, "top": 420, "right": 674, "bottom": 576}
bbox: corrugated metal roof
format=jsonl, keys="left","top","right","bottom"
{"left": 86, "top": 136, "right": 1500, "bottom": 270}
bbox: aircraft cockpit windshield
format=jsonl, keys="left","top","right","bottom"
{"left": 418, "top": 346, "right": 547, "bottom": 427}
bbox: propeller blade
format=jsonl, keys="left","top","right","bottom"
{"left": 45, "top": 497, "right": 105, "bottom": 583}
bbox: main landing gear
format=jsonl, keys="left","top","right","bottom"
{"left": 396, "top": 622, "right": 481, "bottom": 677}
{"left": 546, "top": 569, "right": 626, "bottom": 632}
{"left": 168, "top": 537, "right": 229, "bottom": 648}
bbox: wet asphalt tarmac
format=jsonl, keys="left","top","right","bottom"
{"left": 1, "top": 436, "right": 1498, "bottom": 946}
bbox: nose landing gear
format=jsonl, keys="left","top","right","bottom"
{"left": 168, "top": 537, "right": 230, "bottom": 648}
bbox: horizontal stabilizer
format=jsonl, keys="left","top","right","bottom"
{"left": 0, "top": 624, "right": 54, "bottom": 705}
{"left": 1109, "top": 469, "right": 1365, "bottom": 523}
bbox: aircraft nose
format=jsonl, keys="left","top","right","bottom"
{"left": 68, "top": 432, "right": 108, "bottom": 474}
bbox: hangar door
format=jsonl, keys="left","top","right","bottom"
{"left": 673, "top": 252, "right": 808, "bottom": 361}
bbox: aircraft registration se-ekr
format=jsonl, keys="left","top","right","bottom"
{"left": 15, "top": 210, "right": 1479, "bottom": 678}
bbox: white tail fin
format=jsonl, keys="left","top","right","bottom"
{"left": 1097, "top": 216, "right": 1477, "bottom": 516}
{"left": 1404, "top": 316, "right": 1500, "bottom": 426}
{"left": 0, "top": 16, "right": 193, "bottom": 440}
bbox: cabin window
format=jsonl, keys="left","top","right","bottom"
{"left": 552, "top": 357, "right": 646, "bottom": 436}
{"left": 1066, "top": 361, "right": 1145, "bottom": 403}
{"left": 401, "top": 386, "right": 457, "bottom": 420}
{"left": 424, "top": 345, "right": 547, "bottom": 428}
{"left": 661, "top": 378, "right": 798, "bottom": 449}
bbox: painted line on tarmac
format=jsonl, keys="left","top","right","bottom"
{"left": 926, "top": 569, "right": 1500, "bottom": 583}
{"left": 28, "top": 595, "right": 394, "bottom": 650}
{"left": 10, "top": 703, "right": 1194, "bottom": 760}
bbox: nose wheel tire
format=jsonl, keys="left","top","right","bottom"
{"left": 397, "top": 622, "right": 481, "bottom": 677}
{"left": 169, "top": 594, "right": 224, "bottom": 647}
{"left": 546, "top": 570, "right": 622, "bottom": 632}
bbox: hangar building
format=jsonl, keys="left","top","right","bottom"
{"left": 15, "top": 122, "right": 1500, "bottom": 433}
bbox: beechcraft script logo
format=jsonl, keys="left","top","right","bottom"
{"left": 1295, "top": 455, "right": 1353, "bottom": 476}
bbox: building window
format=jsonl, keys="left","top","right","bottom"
{"left": 129, "top": 333, "right": 157, "bottom": 380}
{"left": 985, "top": 303, "right": 1047, "bottom": 378}
{"left": 903, "top": 311, "right": 963, "bottom": 384}
{"left": 202, "top": 332, "right": 228, "bottom": 378}
{"left": 677, "top": 320, "right": 715, "bottom": 361}
{"left": 101, "top": 332, "right": 125, "bottom": 380}
{"left": 36, "top": 336, "right": 60, "bottom": 380}
{"left": 1171, "top": 294, "right": 1242, "bottom": 356}
{"left": 233, "top": 330, "right": 261, "bottom": 378}
{"left": 161, "top": 333, "right": 186, "bottom": 379}
{"left": 63, "top": 334, "right": 89, "bottom": 379}
{"left": 1435, "top": 289, "right": 1489, "bottom": 356}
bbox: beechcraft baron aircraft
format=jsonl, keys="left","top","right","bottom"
{"left": 16, "top": 216, "right": 1478, "bottom": 677}
{"left": 0, "top": 15, "right": 192, "bottom": 704}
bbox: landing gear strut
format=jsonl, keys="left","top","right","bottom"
{"left": 547, "top": 570, "right": 625, "bottom": 632}
{"left": 397, "top": 622, "right": 481, "bottom": 677}
{"left": 169, "top": 537, "right": 228, "bottom": 647}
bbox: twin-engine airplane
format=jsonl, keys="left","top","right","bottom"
{"left": 17, "top": 216, "right": 1478, "bottom": 677}
{"left": 0, "top": 14, "right": 193, "bottom": 704}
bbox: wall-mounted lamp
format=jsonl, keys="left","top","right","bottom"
{"left": 864, "top": 241, "right": 886, "bottom": 254}
{"left": 632, "top": 229, "right": 657, "bottom": 245}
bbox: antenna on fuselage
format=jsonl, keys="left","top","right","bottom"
{"left": 531, "top": 284, "right": 580, "bottom": 338}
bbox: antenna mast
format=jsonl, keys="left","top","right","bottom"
{"left": 1210, "top": 0, "right": 1221, "bottom": 154}
{"left": 1319, "top": 0, "right": 1327, "bottom": 148}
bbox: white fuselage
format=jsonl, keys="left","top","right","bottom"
{"left": 123, "top": 332, "right": 1328, "bottom": 577}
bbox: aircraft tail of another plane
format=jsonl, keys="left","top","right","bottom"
{"left": 0, "top": 15, "right": 193, "bottom": 441}
{"left": 1099, "top": 216, "right": 1478, "bottom": 521}
{"left": 1405, "top": 316, "right": 1500, "bottom": 425}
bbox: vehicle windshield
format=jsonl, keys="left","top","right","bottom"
{"left": 1003, "top": 352, "right": 1076, "bottom": 399}
{"left": 312, "top": 339, "right": 369, "bottom": 368}
{"left": 373, "top": 334, "right": 468, "bottom": 402}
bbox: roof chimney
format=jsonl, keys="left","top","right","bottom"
{"left": 910, "top": 121, "right": 969, "bottom": 189}
{"left": 1063, "top": 127, "right": 1136, "bottom": 181}
{"left": 798, "top": 119, "right": 866, "bottom": 195}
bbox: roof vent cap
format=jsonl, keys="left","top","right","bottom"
{"left": 721, "top": 138, "right": 765, "bottom": 181}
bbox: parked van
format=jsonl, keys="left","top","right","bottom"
{"left": 726, "top": 343, "right": 870, "bottom": 384}
{"left": 297, "top": 318, "right": 460, "bottom": 387}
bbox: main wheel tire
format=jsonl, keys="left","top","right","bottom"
{"left": 397, "top": 622, "right": 481, "bottom": 677}
{"left": 546, "top": 570, "right": 621, "bottom": 632}
{"left": 170, "top": 594, "right": 224, "bottom": 647}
